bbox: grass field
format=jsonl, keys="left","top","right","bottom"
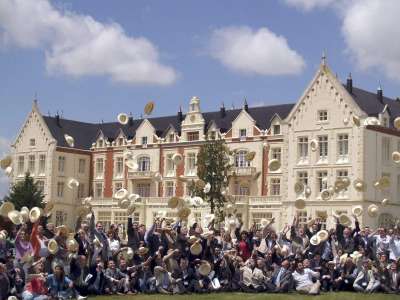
{"left": 95, "top": 292, "right": 399, "bottom": 300}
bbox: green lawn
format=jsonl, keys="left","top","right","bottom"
{"left": 94, "top": 292, "right": 399, "bottom": 300}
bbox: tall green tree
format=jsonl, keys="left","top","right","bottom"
{"left": 4, "top": 173, "right": 44, "bottom": 210}
{"left": 189, "top": 137, "right": 232, "bottom": 221}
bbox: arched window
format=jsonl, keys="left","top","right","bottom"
{"left": 378, "top": 213, "right": 394, "bottom": 228}
{"left": 235, "top": 150, "right": 250, "bottom": 167}
{"left": 138, "top": 156, "right": 150, "bottom": 171}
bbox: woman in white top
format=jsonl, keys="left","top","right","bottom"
{"left": 107, "top": 230, "right": 120, "bottom": 259}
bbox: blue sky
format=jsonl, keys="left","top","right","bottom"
{"left": 0, "top": 0, "right": 399, "bottom": 197}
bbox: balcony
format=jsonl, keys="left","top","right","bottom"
{"left": 89, "top": 197, "right": 167, "bottom": 207}
{"left": 230, "top": 166, "right": 257, "bottom": 177}
{"left": 230, "top": 195, "right": 282, "bottom": 205}
{"left": 127, "top": 170, "right": 155, "bottom": 179}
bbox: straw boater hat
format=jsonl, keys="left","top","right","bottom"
{"left": 260, "top": 218, "right": 269, "bottom": 228}
{"left": 374, "top": 176, "right": 390, "bottom": 190}
{"left": 320, "top": 189, "right": 331, "bottom": 200}
{"left": 339, "top": 214, "right": 352, "bottom": 227}
{"left": 177, "top": 207, "right": 191, "bottom": 220}
{"left": 195, "top": 179, "right": 206, "bottom": 189}
{"left": 310, "top": 235, "right": 321, "bottom": 246}
{"left": 20, "top": 206, "right": 30, "bottom": 223}
{"left": 117, "top": 113, "right": 129, "bottom": 125}
{"left": 125, "top": 159, "right": 138, "bottom": 170}
{"left": 203, "top": 182, "right": 211, "bottom": 193}
{"left": 364, "top": 117, "right": 380, "bottom": 126}
{"left": 138, "top": 246, "right": 149, "bottom": 256}
{"left": 381, "top": 198, "right": 389, "bottom": 206}
{"left": 392, "top": 151, "right": 400, "bottom": 163}
{"left": 253, "top": 171, "right": 262, "bottom": 180}
{"left": 114, "top": 188, "right": 128, "bottom": 200}
{"left": 64, "top": 134, "right": 75, "bottom": 147}
{"left": 367, "top": 204, "right": 379, "bottom": 217}
{"left": 167, "top": 197, "right": 180, "bottom": 209}
{"left": 8, "top": 210, "right": 23, "bottom": 225}
{"left": 127, "top": 203, "right": 136, "bottom": 215}
{"left": 120, "top": 247, "right": 134, "bottom": 260}
{"left": 394, "top": 116, "right": 400, "bottom": 129}
{"left": 56, "top": 225, "right": 69, "bottom": 236}
{"left": 352, "top": 115, "right": 361, "bottom": 127}
{"left": 192, "top": 196, "right": 204, "bottom": 207}
{"left": 172, "top": 153, "right": 183, "bottom": 165}
{"left": 350, "top": 251, "right": 363, "bottom": 264}
{"left": 188, "top": 235, "right": 199, "bottom": 244}
{"left": 310, "top": 139, "right": 318, "bottom": 152}
{"left": 29, "top": 207, "right": 41, "bottom": 223}
{"left": 317, "top": 230, "right": 329, "bottom": 242}
{"left": 340, "top": 253, "right": 349, "bottom": 265}
{"left": 334, "top": 179, "right": 346, "bottom": 192}
{"left": 21, "top": 253, "right": 34, "bottom": 264}
{"left": 0, "top": 155, "right": 12, "bottom": 169}
{"left": 245, "top": 151, "right": 256, "bottom": 161}
{"left": 294, "top": 182, "right": 305, "bottom": 194}
{"left": 67, "top": 178, "right": 79, "bottom": 189}
{"left": 153, "top": 172, "right": 163, "bottom": 182}
{"left": 198, "top": 261, "right": 212, "bottom": 276}
{"left": 268, "top": 159, "right": 281, "bottom": 171}
{"left": 353, "top": 179, "right": 366, "bottom": 192}
{"left": 118, "top": 198, "right": 130, "bottom": 209}
{"left": 66, "top": 237, "right": 79, "bottom": 252}
{"left": 5, "top": 166, "right": 12, "bottom": 176}
{"left": 48, "top": 239, "right": 59, "bottom": 255}
{"left": 305, "top": 186, "right": 312, "bottom": 197}
{"left": 294, "top": 198, "right": 306, "bottom": 210}
{"left": 352, "top": 206, "right": 363, "bottom": 217}
{"left": 144, "top": 101, "right": 155, "bottom": 115}
{"left": 0, "top": 201, "right": 15, "bottom": 217}
{"left": 190, "top": 241, "right": 203, "bottom": 256}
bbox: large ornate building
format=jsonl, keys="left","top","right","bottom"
{"left": 8, "top": 60, "right": 400, "bottom": 231}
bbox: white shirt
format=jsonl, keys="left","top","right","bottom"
{"left": 293, "top": 268, "right": 319, "bottom": 289}
{"left": 389, "top": 237, "right": 400, "bottom": 260}
{"left": 108, "top": 238, "right": 120, "bottom": 254}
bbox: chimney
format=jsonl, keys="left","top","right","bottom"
{"left": 55, "top": 112, "right": 61, "bottom": 127}
{"left": 244, "top": 98, "right": 249, "bottom": 112}
{"left": 220, "top": 103, "right": 226, "bottom": 118}
{"left": 377, "top": 84, "right": 383, "bottom": 103}
{"left": 346, "top": 73, "right": 353, "bottom": 94}
{"left": 396, "top": 97, "right": 400, "bottom": 103}
{"left": 177, "top": 106, "right": 183, "bottom": 122}
{"left": 128, "top": 115, "right": 134, "bottom": 127}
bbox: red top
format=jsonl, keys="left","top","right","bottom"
{"left": 238, "top": 240, "right": 250, "bottom": 261}
{"left": 30, "top": 223, "right": 40, "bottom": 257}
{"left": 25, "top": 277, "right": 48, "bottom": 294}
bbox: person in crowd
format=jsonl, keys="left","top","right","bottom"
{"left": 292, "top": 261, "right": 321, "bottom": 295}
{"left": 353, "top": 259, "right": 379, "bottom": 293}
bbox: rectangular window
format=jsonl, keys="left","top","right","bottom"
{"left": 252, "top": 212, "right": 273, "bottom": 229}
{"left": 297, "top": 171, "right": 308, "bottom": 185}
{"left": 95, "top": 183, "right": 103, "bottom": 198}
{"left": 136, "top": 183, "right": 150, "bottom": 197}
{"left": 186, "top": 153, "right": 196, "bottom": 175}
{"left": 138, "top": 157, "right": 150, "bottom": 172}
{"left": 57, "top": 182, "right": 64, "bottom": 197}
{"left": 382, "top": 136, "right": 390, "bottom": 162}
{"left": 114, "top": 182, "right": 123, "bottom": 194}
{"left": 298, "top": 137, "right": 308, "bottom": 161}
{"left": 318, "top": 110, "right": 328, "bottom": 121}
{"left": 336, "top": 170, "right": 349, "bottom": 197}
{"left": 18, "top": 156, "right": 24, "bottom": 175}
{"left": 96, "top": 158, "right": 104, "bottom": 178}
{"left": 39, "top": 154, "right": 46, "bottom": 174}
{"left": 28, "top": 155, "right": 35, "bottom": 174}
{"left": 273, "top": 125, "right": 281, "bottom": 135}
{"left": 37, "top": 180, "right": 45, "bottom": 193}
{"left": 209, "top": 131, "right": 216, "bottom": 140}
{"left": 235, "top": 184, "right": 249, "bottom": 196}
{"left": 98, "top": 140, "right": 104, "bottom": 148}
{"left": 318, "top": 135, "right": 328, "bottom": 160}
{"left": 141, "top": 136, "right": 148, "bottom": 145}
{"left": 132, "top": 212, "right": 140, "bottom": 223}
{"left": 97, "top": 211, "right": 111, "bottom": 231}
{"left": 235, "top": 151, "right": 251, "bottom": 167}
{"left": 317, "top": 171, "right": 328, "bottom": 192}
{"left": 58, "top": 156, "right": 65, "bottom": 173}
{"left": 165, "top": 181, "right": 175, "bottom": 197}
{"left": 165, "top": 154, "right": 175, "bottom": 176}
{"left": 29, "top": 138, "right": 36, "bottom": 146}
{"left": 115, "top": 157, "right": 124, "bottom": 177}
{"left": 338, "top": 134, "right": 349, "bottom": 159}
{"left": 239, "top": 129, "right": 247, "bottom": 140}
{"left": 55, "top": 211, "right": 67, "bottom": 227}
{"left": 316, "top": 211, "right": 328, "bottom": 230}
{"left": 78, "top": 183, "right": 85, "bottom": 198}
{"left": 118, "top": 137, "right": 124, "bottom": 146}
{"left": 78, "top": 159, "right": 86, "bottom": 173}
{"left": 297, "top": 211, "right": 308, "bottom": 226}
{"left": 169, "top": 133, "right": 175, "bottom": 143}
{"left": 270, "top": 178, "right": 281, "bottom": 196}
{"left": 187, "top": 131, "right": 199, "bottom": 141}
{"left": 271, "top": 148, "right": 281, "bottom": 162}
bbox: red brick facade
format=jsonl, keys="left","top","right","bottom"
{"left": 103, "top": 149, "right": 114, "bottom": 198}
{"left": 175, "top": 147, "right": 185, "bottom": 197}
{"left": 261, "top": 142, "right": 269, "bottom": 196}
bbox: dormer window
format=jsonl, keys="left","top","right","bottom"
{"left": 187, "top": 131, "right": 199, "bottom": 141}
{"left": 169, "top": 133, "right": 175, "bottom": 143}
{"left": 318, "top": 110, "right": 328, "bottom": 121}
{"left": 239, "top": 129, "right": 247, "bottom": 140}
{"left": 210, "top": 131, "right": 216, "bottom": 140}
{"left": 142, "top": 136, "right": 148, "bottom": 145}
{"left": 273, "top": 125, "right": 280, "bottom": 135}
{"left": 29, "top": 138, "right": 36, "bottom": 146}
{"left": 98, "top": 139, "right": 103, "bottom": 147}
{"left": 118, "top": 137, "right": 124, "bottom": 146}
{"left": 383, "top": 117, "right": 388, "bottom": 127}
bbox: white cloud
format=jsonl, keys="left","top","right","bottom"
{"left": 209, "top": 26, "right": 305, "bottom": 76}
{"left": 0, "top": 137, "right": 11, "bottom": 199}
{"left": 342, "top": 0, "right": 400, "bottom": 81}
{"left": 283, "top": 0, "right": 336, "bottom": 11}
{"left": 0, "top": 0, "right": 177, "bottom": 85}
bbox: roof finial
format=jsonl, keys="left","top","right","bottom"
{"left": 321, "top": 50, "right": 327, "bottom": 66}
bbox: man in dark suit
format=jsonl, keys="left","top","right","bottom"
{"left": 87, "top": 261, "right": 106, "bottom": 295}
{"left": 89, "top": 212, "right": 109, "bottom": 262}
{"left": 267, "top": 259, "right": 293, "bottom": 292}
{"left": 127, "top": 217, "right": 144, "bottom": 251}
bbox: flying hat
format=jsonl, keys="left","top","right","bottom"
{"left": 190, "top": 241, "right": 203, "bottom": 256}
{"left": 294, "top": 182, "right": 305, "bottom": 194}
{"left": 20, "top": 206, "right": 30, "bottom": 223}
{"left": 320, "top": 189, "right": 331, "bottom": 200}
{"left": 114, "top": 188, "right": 129, "bottom": 200}
{"left": 364, "top": 117, "right": 380, "bottom": 126}
{"left": 125, "top": 159, "right": 138, "bottom": 170}
{"left": 0, "top": 155, "right": 12, "bottom": 170}
{"left": 392, "top": 151, "right": 400, "bottom": 163}
{"left": 8, "top": 210, "right": 23, "bottom": 225}
{"left": 353, "top": 179, "right": 366, "bottom": 192}
{"left": 66, "top": 237, "right": 79, "bottom": 253}
{"left": 245, "top": 151, "right": 256, "bottom": 162}
{"left": 188, "top": 235, "right": 200, "bottom": 244}
{"left": 316, "top": 230, "right": 329, "bottom": 242}
{"left": 352, "top": 206, "right": 363, "bottom": 217}
{"left": 118, "top": 198, "right": 130, "bottom": 209}
{"left": 310, "top": 235, "right": 321, "bottom": 246}
{"left": 93, "top": 236, "right": 103, "bottom": 248}
{"left": 201, "top": 229, "right": 214, "bottom": 239}
{"left": 294, "top": 198, "right": 306, "bottom": 210}
{"left": 67, "top": 178, "right": 79, "bottom": 189}
{"left": 144, "top": 101, "right": 155, "bottom": 115}
{"left": 343, "top": 117, "right": 349, "bottom": 125}
{"left": 310, "top": 139, "right": 318, "bottom": 152}
{"left": 198, "top": 261, "right": 212, "bottom": 276}
{"left": 394, "top": 116, "right": 400, "bottom": 129}
{"left": 77, "top": 206, "right": 91, "bottom": 218}
{"left": 192, "top": 196, "right": 204, "bottom": 207}
{"left": 117, "top": 113, "right": 129, "bottom": 125}
{"left": 167, "top": 197, "right": 180, "bottom": 209}
{"left": 334, "top": 179, "right": 347, "bottom": 192}
{"left": 126, "top": 203, "right": 136, "bottom": 215}
{"left": 48, "top": 239, "right": 59, "bottom": 255}
{"left": 203, "top": 182, "right": 211, "bottom": 193}
{"left": 252, "top": 171, "right": 262, "bottom": 181}
{"left": 56, "top": 225, "right": 69, "bottom": 236}
{"left": 29, "top": 207, "right": 41, "bottom": 223}
{"left": 172, "top": 153, "right": 183, "bottom": 165}
{"left": 138, "top": 246, "right": 149, "bottom": 256}
{"left": 260, "top": 218, "right": 269, "bottom": 228}
{"left": 0, "top": 202, "right": 15, "bottom": 218}
{"left": 352, "top": 115, "right": 361, "bottom": 127}
{"left": 305, "top": 186, "right": 312, "bottom": 197}
{"left": 367, "top": 204, "right": 379, "bottom": 217}
{"left": 268, "top": 159, "right": 281, "bottom": 172}
{"left": 374, "top": 176, "right": 390, "bottom": 190}
{"left": 341, "top": 177, "right": 351, "bottom": 188}
{"left": 339, "top": 253, "right": 349, "bottom": 265}
{"left": 153, "top": 172, "right": 163, "bottom": 182}
{"left": 338, "top": 214, "right": 352, "bottom": 227}
{"left": 381, "top": 198, "right": 389, "bottom": 206}
{"left": 177, "top": 207, "right": 191, "bottom": 220}
{"left": 64, "top": 134, "right": 75, "bottom": 147}
{"left": 4, "top": 166, "right": 12, "bottom": 176}
{"left": 120, "top": 247, "right": 134, "bottom": 260}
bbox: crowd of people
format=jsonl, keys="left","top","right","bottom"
{"left": 0, "top": 208, "right": 400, "bottom": 300}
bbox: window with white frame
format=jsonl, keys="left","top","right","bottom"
{"left": 165, "top": 154, "right": 175, "bottom": 176}
{"left": 118, "top": 137, "right": 124, "bottom": 146}
{"left": 317, "top": 171, "right": 328, "bottom": 192}
{"left": 28, "top": 155, "right": 35, "bottom": 174}
{"left": 165, "top": 181, "right": 175, "bottom": 197}
{"left": 271, "top": 148, "right": 281, "bottom": 162}
{"left": 382, "top": 117, "right": 388, "bottom": 127}
{"left": 318, "top": 135, "right": 328, "bottom": 160}
{"left": 337, "top": 134, "right": 349, "bottom": 160}
{"left": 273, "top": 124, "right": 281, "bottom": 135}
{"left": 95, "top": 182, "right": 103, "bottom": 198}
{"left": 234, "top": 183, "right": 249, "bottom": 195}
{"left": 97, "top": 211, "right": 111, "bottom": 231}
{"left": 39, "top": 154, "right": 46, "bottom": 175}
{"left": 239, "top": 128, "right": 247, "bottom": 140}
{"left": 186, "top": 153, "right": 196, "bottom": 175}
{"left": 29, "top": 138, "right": 36, "bottom": 146}
{"left": 297, "top": 211, "right": 308, "bottom": 226}
{"left": 131, "top": 212, "right": 140, "bottom": 223}
{"left": 318, "top": 110, "right": 328, "bottom": 121}
{"left": 297, "top": 171, "right": 308, "bottom": 185}
{"left": 382, "top": 137, "right": 390, "bottom": 162}
{"left": 115, "top": 157, "right": 124, "bottom": 177}
{"left": 298, "top": 137, "right": 308, "bottom": 161}
{"left": 235, "top": 150, "right": 250, "bottom": 167}
{"left": 315, "top": 211, "right": 327, "bottom": 229}
{"left": 37, "top": 180, "right": 45, "bottom": 193}
{"left": 95, "top": 158, "right": 104, "bottom": 178}
{"left": 252, "top": 212, "right": 273, "bottom": 229}
{"left": 136, "top": 183, "right": 150, "bottom": 197}
{"left": 209, "top": 131, "right": 216, "bottom": 140}
{"left": 270, "top": 178, "right": 281, "bottom": 196}
{"left": 58, "top": 156, "right": 65, "bottom": 173}
{"left": 98, "top": 139, "right": 104, "bottom": 148}
{"left": 141, "top": 136, "right": 148, "bottom": 146}
{"left": 18, "top": 156, "right": 24, "bottom": 175}
{"left": 55, "top": 211, "right": 67, "bottom": 227}
{"left": 78, "top": 159, "right": 85, "bottom": 174}
{"left": 78, "top": 183, "right": 85, "bottom": 198}
{"left": 114, "top": 182, "right": 123, "bottom": 194}
{"left": 187, "top": 131, "right": 199, "bottom": 141}
{"left": 138, "top": 156, "right": 150, "bottom": 171}
{"left": 57, "top": 182, "right": 64, "bottom": 197}
{"left": 336, "top": 170, "right": 349, "bottom": 197}
{"left": 169, "top": 133, "right": 175, "bottom": 143}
